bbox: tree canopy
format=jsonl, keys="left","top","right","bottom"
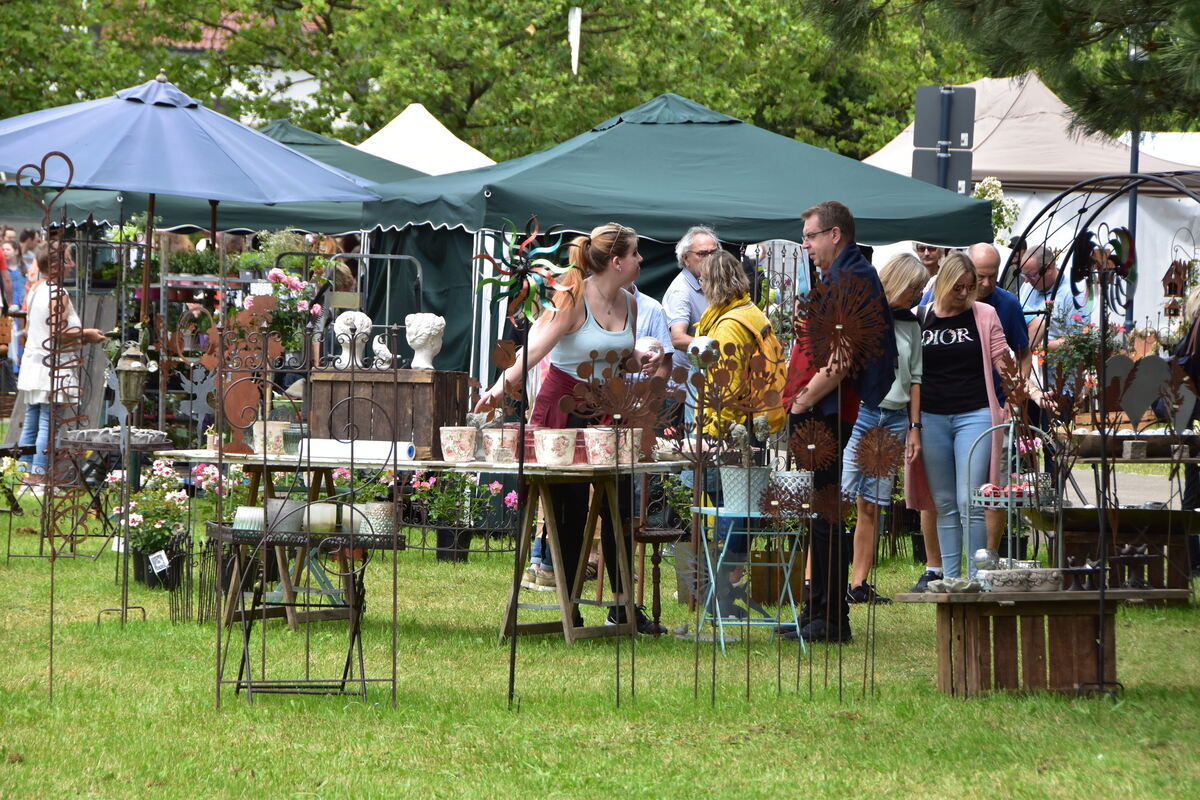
{"left": 0, "top": 1, "right": 983, "bottom": 162}
{"left": 806, "top": 0, "right": 1200, "bottom": 136}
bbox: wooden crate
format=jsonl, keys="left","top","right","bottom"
{"left": 896, "top": 590, "right": 1187, "bottom": 697}
{"left": 308, "top": 369, "right": 469, "bottom": 460}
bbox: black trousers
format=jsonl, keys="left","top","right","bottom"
{"left": 791, "top": 409, "right": 853, "bottom": 631}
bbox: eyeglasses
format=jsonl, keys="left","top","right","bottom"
{"left": 802, "top": 227, "right": 833, "bottom": 242}
{"left": 688, "top": 248, "right": 718, "bottom": 257}
{"left": 914, "top": 244, "right": 941, "bottom": 253}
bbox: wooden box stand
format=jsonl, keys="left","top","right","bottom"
{"left": 896, "top": 590, "right": 1188, "bottom": 697}
{"left": 308, "top": 369, "right": 469, "bottom": 460}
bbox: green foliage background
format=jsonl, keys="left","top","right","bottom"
{"left": 0, "top": 1, "right": 984, "bottom": 162}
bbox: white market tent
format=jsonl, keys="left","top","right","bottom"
{"left": 864, "top": 72, "right": 1200, "bottom": 329}
{"left": 356, "top": 103, "right": 495, "bottom": 176}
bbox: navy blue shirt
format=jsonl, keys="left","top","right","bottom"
{"left": 981, "top": 287, "right": 1029, "bottom": 354}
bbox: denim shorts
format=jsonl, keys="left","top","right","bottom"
{"left": 840, "top": 404, "right": 909, "bottom": 506}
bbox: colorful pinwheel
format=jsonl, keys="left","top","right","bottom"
{"left": 475, "top": 216, "right": 574, "bottom": 323}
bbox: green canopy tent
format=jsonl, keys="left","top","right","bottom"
{"left": 57, "top": 119, "right": 425, "bottom": 233}
{"left": 361, "top": 93, "right": 992, "bottom": 375}
{"left": 362, "top": 94, "right": 990, "bottom": 244}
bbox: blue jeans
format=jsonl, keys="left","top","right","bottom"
{"left": 921, "top": 407, "right": 992, "bottom": 578}
{"left": 841, "top": 404, "right": 909, "bottom": 506}
{"left": 18, "top": 401, "right": 53, "bottom": 475}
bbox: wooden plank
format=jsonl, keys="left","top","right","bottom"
{"left": 975, "top": 612, "right": 991, "bottom": 693}
{"left": 950, "top": 605, "right": 968, "bottom": 697}
{"left": 936, "top": 606, "right": 953, "bottom": 695}
{"left": 961, "top": 607, "right": 985, "bottom": 696}
{"left": 992, "top": 615, "right": 1018, "bottom": 690}
{"left": 1020, "top": 614, "right": 1047, "bottom": 691}
{"left": 1047, "top": 615, "right": 1078, "bottom": 692}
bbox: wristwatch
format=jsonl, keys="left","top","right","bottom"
{"left": 909, "top": 422, "right": 923, "bottom": 430}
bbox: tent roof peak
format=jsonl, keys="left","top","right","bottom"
{"left": 592, "top": 93, "right": 740, "bottom": 130}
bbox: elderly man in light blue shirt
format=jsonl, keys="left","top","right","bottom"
{"left": 661, "top": 225, "right": 720, "bottom": 424}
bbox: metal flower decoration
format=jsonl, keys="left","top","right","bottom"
{"left": 788, "top": 420, "right": 838, "bottom": 472}
{"left": 793, "top": 270, "right": 888, "bottom": 381}
{"left": 855, "top": 426, "right": 904, "bottom": 480}
{"left": 475, "top": 216, "right": 573, "bottom": 323}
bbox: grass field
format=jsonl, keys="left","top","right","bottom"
{"left": 1, "top": 505, "right": 1198, "bottom": 799}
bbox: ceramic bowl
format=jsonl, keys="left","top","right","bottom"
{"left": 986, "top": 569, "right": 1032, "bottom": 592}
{"left": 582, "top": 427, "right": 642, "bottom": 465}
{"left": 534, "top": 429, "right": 577, "bottom": 467}
{"left": 1026, "top": 567, "right": 1064, "bottom": 592}
{"left": 439, "top": 426, "right": 477, "bottom": 463}
{"left": 481, "top": 427, "right": 520, "bottom": 463}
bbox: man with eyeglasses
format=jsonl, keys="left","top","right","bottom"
{"left": 913, "top": 242, "right": 947, "bottom": 279}
{"left": 782, "top": 201, "right": 896, "bottom": 643}
{"left": 661, "top": 225, "right": 720, "bottom": 424}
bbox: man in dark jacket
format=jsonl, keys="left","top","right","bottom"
{"left": 785, "top": 200, "right": 896, "bottom": 643}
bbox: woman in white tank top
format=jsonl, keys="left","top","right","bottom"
{"left": 474, "top": 222, "right": 666, "bottom": 634}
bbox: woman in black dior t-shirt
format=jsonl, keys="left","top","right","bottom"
{"left": 918, "top": 252, "right": 1010, "bottom": 578}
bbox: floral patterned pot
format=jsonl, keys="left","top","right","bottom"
{"left": 533, "top": 429, "right": 577, "bottom": 467}
{"left": 439, "top": 426, "right": 477, "bottom": 463}
{"left": 481, "top": 427, "right": 520, "bottom": 463}
{"left": 582, "top": 427, "right": 643, "bottom": 466}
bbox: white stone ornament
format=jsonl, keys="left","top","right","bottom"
{"left": 371, "top": 333, "right": 396, "bottom": 369}
{"left": 333, "top": 310, "right": 372, "bottom": 369}
{"left": 405, "top": 313, "right": 446, "bottom": 370}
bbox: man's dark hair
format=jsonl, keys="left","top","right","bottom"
{"left": 801, "top": 200, "right": 855, "bottom": 243}
{"left": 18, "top": 229, "right": 37, "bottom": 245}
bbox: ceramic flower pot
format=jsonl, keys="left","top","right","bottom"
{"left": 582, "top": 427, "right": 642, "bottom": 465}
{"left": 534, "top": 429, "right": 577, "bottom": 467}
{"left": 354, "top": 501, "right": 396, "bottom": 538}
{"left": 718, "top": 465, "right": 773, "bottom": 515}
{"left": 481, "top": 427, "right": 520, "bottom": 463}
{"left": 439, "top": 426, "right": 477, "bottom": 463}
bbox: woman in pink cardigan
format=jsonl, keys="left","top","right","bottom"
{"left": 917, "top": 251, "right": 1010, "bottom": 578}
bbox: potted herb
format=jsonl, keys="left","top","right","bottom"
{"left": 105, "top": 459, "right": 190, "bottom": 589}
{"left": 406, "top": 470, "right": 507, "bottom": 562}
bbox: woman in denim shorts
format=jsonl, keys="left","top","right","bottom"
{"left": 840, "top": 254, "right": 927, "bottom": 603}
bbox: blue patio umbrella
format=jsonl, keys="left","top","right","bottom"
{"left": 0, "top": 73, "right": 378, "bottom": 204}
{"left": 0, "top": 72, "right": 378, "bottom": 320}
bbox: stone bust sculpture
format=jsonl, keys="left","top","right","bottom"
{"left": 333, "top": 310, "right": 372, "bottom": 369}
{"left": 405, "top": 313, "right": 446, "bottom": 370}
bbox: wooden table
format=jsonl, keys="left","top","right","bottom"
{"left": 159, "top": 450, "right": 687, "bottom": 642}
{"left": 895, "top": 589, "right": 1190, "bottom": 697}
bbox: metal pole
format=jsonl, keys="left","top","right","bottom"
{"left": 937, "top": 86, "right": 953, "bottom": 190}
{"left": 1125, "top": 115, "right": 1140, "bottom": 328}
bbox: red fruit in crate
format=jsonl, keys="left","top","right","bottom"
{"left": 980, "top": 483, "right": 1001, "bottom": 497}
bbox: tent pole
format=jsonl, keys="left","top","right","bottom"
{"left": 139, "top": 193, "right": 155, "bottom": 326}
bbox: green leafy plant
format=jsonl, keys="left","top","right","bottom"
{"left": 407, "top": 471, "right": 504, "bottom": 526}
{"left": 105, "top": 458, "right": 189, "bottom": 553}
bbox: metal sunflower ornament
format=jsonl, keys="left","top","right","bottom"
{"left": 475, "top": 216, "right": 574, "bottom": 323}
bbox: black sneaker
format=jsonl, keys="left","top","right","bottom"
{"left": 910, "top": 569, "right": 941, "bottom": 593}
{"left": 847, "top": 582, "right": 892, "bottom": 605}
{"left": 783, "top": 618, "right": 852, "bottom": 643}
{"left": 607, "top": 604, "right": 667, "bottom": 636}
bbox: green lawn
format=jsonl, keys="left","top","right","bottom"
{"left": 1, "top": 511, "right": 1197, "bottom": 799}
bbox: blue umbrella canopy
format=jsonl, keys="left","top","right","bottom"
{"left": 0, "top": 74, "right": 377, "bottom": 204}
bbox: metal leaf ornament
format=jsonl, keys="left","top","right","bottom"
{"left": 474, "top": 216, "right": 573, "bottom": 323}
{"left": 1106, "top": 227, "right": 1136, "bottom": 280}
{"left": 855, "top": 426, "right": 904, "bottom": 480}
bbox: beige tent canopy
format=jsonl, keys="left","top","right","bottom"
{"left": 865, "top": 72, "right": 1200, "bottom": 194}
{"left": 356, "top": 103, "right": 495, "bottom": 176}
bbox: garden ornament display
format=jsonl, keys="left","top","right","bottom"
{"left": 371, "top": 333, "right": 396, "bottom": 369}
{"left": 405, "top": 313, "right": 445, "bottom": 370}
{"left": 333, "top": 310, "right": 372, "bottom": 369}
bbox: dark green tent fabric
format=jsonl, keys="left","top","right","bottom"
{"left": 363, "top": 94, "right": 991, "bottom": 246}
{"left": 56, "top": 119, "right": 424, "bottom": 233}
{"left": 257, "top": 120, "right": 424, "bottom": 185}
